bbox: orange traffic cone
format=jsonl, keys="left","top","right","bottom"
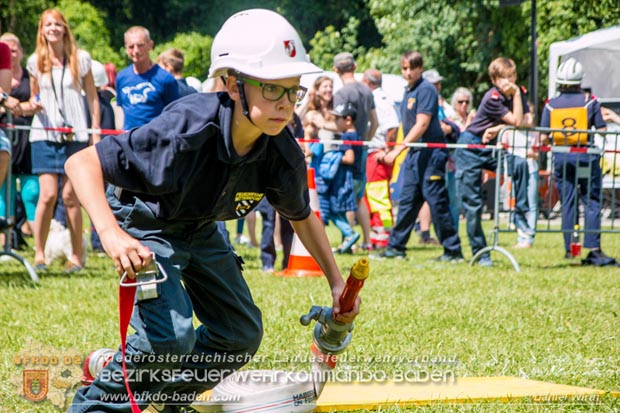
{"left": 277, "top": 168, "right": 324, "bottom": 277}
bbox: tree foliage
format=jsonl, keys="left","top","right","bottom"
{"left": 57, "top": 0, "right": 124, "bottom": 67}
{"left": 363, "top": 0, "right": 620, "bottom": 110}
{"left": 366, "top": 0, "right": 529, "bottom": 102}
{"left": 0, "top": 0, "right": 53, "bottom": 55}
{"left": 1, "top": 0, "right": 619, "bottom": 110}
{"left": 309, "top": 17, "right": 371, "bottom": 70}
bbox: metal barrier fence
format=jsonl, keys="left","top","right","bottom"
{"left": 476, "top": 126, "right": 620, "bottom": 271}
{"left": 2, "top": 120, "right": 618, "bottom": 275}
{"left": 1, "top": 109, "right": 39, "bottom": 282}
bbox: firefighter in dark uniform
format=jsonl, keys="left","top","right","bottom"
{"left": 377, "top": 51, "right": 463, "bottom": 262}
{"left": 540, "top": 57, "right": 617, "bottom": 265}
{"left": 65, "top": 9, "right": 360, "bottom": 413}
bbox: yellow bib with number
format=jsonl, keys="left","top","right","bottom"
{"left": 549, "top": 106, "right": 588, "bottom": 146}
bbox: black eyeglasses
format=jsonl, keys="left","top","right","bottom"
{"left": 457, "top": 100, "right": 470, "bottom": 104}
{"left": 237, "top": 75, "right": 307, "bottom": 103}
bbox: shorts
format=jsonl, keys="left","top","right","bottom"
{"left": 353, "top": 177, "right": 366, "bottom": 201}
{"left": 31, "top": 140, "right": 88, "bottom": 175}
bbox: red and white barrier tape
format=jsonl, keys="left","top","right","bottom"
{"left": 299, "top": 138, "right": 617, "bottom": 154}
{"left": 1, "top": 123, "right": 618, "bottom": 154}
{"left": 0, "top": 122, "right": 126, "bottom": 136}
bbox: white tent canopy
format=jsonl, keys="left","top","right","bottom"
{"left": 548, "top": 26, "right": 620, "bottom": 99}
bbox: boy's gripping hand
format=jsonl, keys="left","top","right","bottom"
{"left": 330, "top": 283, "right": 361, "bottom": 325}
{"left": 100, "top": 226, "right": 153, "bottom": 278}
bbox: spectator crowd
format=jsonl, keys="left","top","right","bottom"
{"left": 0, "top": 7, "right": 619, "bottom": 276}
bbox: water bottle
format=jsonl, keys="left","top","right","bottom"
{"left": 570, "top": 224, "right": 581, "bottom": 257}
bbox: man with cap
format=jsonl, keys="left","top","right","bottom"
{"left": 540, "top": 57, "right": 617, "bottom": 265}
{"left": 87, "top": 60, "right": 115, "bottom": 134}
{"left": 332, "top": 51, "right": 378, "bottom": 250}
{"left": 423, "top": 69, "right": 456, "bottom": 120}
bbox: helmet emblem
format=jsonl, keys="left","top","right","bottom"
{"left": 283, "top": 40, "right": 297, "bottom": 58}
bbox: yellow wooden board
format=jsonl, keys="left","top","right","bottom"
{"left": 193, "top": 376, "right": 617, "bottom": 412}
{"left": 314, "top": 376, "right": 610, "bottom": 411}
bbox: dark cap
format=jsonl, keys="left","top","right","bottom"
{"left": 331, "top": 102, "right": 357, "bottom": 119}
{"left": 333, "top": 52, "right": 355, "bottom": 71}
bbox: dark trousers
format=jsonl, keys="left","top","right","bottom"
{"left": 455, "top": 131, "right": 498, "bottom": 256}
{"left": 553, "top": 152, "right": 602, "bottom": 251}
{"left": 255, "top": 198, "right": 276, "bottom": 269}
{"left": 388, "top": 148, "right": 461, "bottom": 254}
{"left": 70, "top": 189, "right": 263, "bottom": 412}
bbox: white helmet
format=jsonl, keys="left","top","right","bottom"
{"left": 208, "top": 9, "right": 322, "bottom": 80}
{"left": 556, "top": 58, "right": 584, "bottom": 85}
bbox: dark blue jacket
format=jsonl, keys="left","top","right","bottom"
{"left": 96, "top": 92, "right": 311, "bottom": 222}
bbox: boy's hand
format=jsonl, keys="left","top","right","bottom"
{"left": 482, "top": 126, "right": 499, "bottom": 143}
{"left": 100, "top": 226, "right": 152, "bottom": 278}
{"left": 510, "top": 82, "right": 521, "bottom": 96}
{"left": 331, "top": 283, "right": 360, "bottom": 325}
{"left": 497, "top": 79, "right": 520, "bottom": 97}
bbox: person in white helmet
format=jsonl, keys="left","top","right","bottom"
{"left": 65, "top": 9, "right": 360, "bottom": 413}
{"left": 540, "top": 57, "right": 618, "bottom": 265}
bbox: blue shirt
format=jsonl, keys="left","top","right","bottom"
{"left": 97, "top": 92, "right": 311, "bottom": 222}
{"left": 116, "top": 64, "right": 180, "bottom": 129}
{"left": 400, "top": 78, "right": 444, "bottom": 143}
{"left": 341, "top": 130, "right": 364, "bottom": 179}
{"left": 467, "top": 86, "right": 530, "bottom": 138}
{"left": 540, "top": 90, "right": 606, "bottom": 131}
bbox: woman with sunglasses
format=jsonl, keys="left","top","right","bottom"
{"left": 66, "top": 9, "right": 360, "bottom": 412}
{"left": 450, "top": 87, "right": 476, "bottom": 131}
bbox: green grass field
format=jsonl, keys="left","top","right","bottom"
{"left": 1, "top": 219, "right": 619, "bottom": 412}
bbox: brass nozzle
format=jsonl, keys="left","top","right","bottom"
{"left": 350, "top": 257, "right": 370, "bottom": 280}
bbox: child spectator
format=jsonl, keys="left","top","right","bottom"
{"left": 66, "top": 9, "right": 359, "bottom": 412}
{"left": 361, "top": 69, "right": 399, "bottom": 248}
{"left": 454, "top": 57, "right": 532, "bottom": 267}
{"left": 312, "top": 102, "right": 360, "bottom": 254}
{"left": 157, "top": 47, "right": 198, "bottom": 97}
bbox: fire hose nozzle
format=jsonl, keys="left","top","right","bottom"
{"left": 300, "top": 258, "right": 369, "bottom": 357}
{"left": 299, "top": 305, "right": 323, "bottom": 326}
{"left": 300, "top": 305, "right": 354, "bottom": 355}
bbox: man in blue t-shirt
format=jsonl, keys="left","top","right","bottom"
{"left": 116, "top": 26, "right": 179, "bottom": 130}
{"left": 376, "top": 51, "right": 463, "bottom": 262}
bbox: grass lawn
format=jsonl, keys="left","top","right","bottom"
{"left": 1, "top": 218, "right": 619, "bottom": 412}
